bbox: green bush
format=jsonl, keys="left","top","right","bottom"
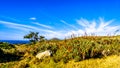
{"left": 0, "top": 42, "right": 15, "bottom": 49}
{"left": 23, "top": 36, "right": 120, "bottom": 63}
{"left": 0, "top": 48, "right": 4, "bottom": 57}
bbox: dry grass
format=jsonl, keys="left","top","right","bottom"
{"left": 64, "top": 55, "right": 120, "bottom": 68}
{"left": 0, "top": 36, "right": 120, "bottom": 68}
{"left": 21, "top": 55, "right": 120, "bottom": 68}
{"left": 0, "top": 52, "right": 119, "bottom": 68}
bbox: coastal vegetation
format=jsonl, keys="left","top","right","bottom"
{"left": 24, "top": 31, "right": 45, "bottom": 44}
{"left": 0, "top": 32, "right": 120, "bottom": 68}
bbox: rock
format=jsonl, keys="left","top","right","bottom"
{"left": 102, "top": 49, "right": 110, "bottom": 57}
{"left": 36, "top": 50, "right": 52, "bottom": 59}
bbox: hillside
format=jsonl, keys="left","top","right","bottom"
{"left": 0, "top": 36, "right": 120, "bottom": 68}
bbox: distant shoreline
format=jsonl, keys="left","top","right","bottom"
{"left": 0, "top": 40, "right": 30, "bottom": 44}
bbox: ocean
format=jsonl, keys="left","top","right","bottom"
{"left": 0, "top": 40, "right": 30, "bottom": 44}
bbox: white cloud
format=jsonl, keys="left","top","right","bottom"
{"left": 0, "top": 18, "right": 120, "bottom": 40}
{"left": 46, "top": 18, "right": 120, "bottom": 39}
{"left": 0, "top": 20, "right": 58, "bottom": 40}
{"left": 33, "top": 22, "right": 53, "bottom": 29}
{"left": 30, "top": 17, "right": 36, "bottom": 20}
{"left": 1, "top": 16, "right": 22, "bottom": 22}
{"left": 0, "top": 20, "right": 56, "bottom": 33}
{"left": 60, "top": 20, "right": 78, "bottom": 30}
{"left": 76, "top": 18, "right": 120, "bottom": 36}
{"left": 0, "top": 31, "right": 25, "bottom": 40}
{"left": 44, "top": 32, "right": 65, "bottom": 39}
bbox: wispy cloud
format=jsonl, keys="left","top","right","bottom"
{"left": 0, "top": 20, "right": 59, "bottom": 39}
{"left": 0, "top": 18, "right": 120, "bottom": 40}
{"left": 0, "top": 20, "right": 56, "bottom": 33}
{"left": 76, "top": 18, "right": 120, "bottom": 35}
{"left": 0, "top": 16, "right": 22, "bottom": 23}
{"left": 60, "top": 20, "right": 78, "bottom": 30}
{"left": 26, "top": 17, "right": 120, "bottom": 39}
{"left": 0, "top": 31, "right": 26, "bottom": 40}
{"left": 0, "top": 20, "right": 29, "bottom": 31}
{"left": 33, "top": 22, "right": 53, "bottom": 29}
{"left": 46, "top": 18, "right": 120, "bottom": 39}
{"left": 30, "top": 17, "right": 36, "bottom": 20}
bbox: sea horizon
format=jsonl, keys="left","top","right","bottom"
{"left": 0, "top": 40, "right": 30, "bottom": 44}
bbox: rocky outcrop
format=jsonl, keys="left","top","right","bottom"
{"left": 36, "top": 50, "right": 52, "bottom": 59}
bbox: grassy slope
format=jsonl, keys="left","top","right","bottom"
{"left": 65, "top": 55, "right": 120, "bottom": 68}
{"left": 30, "top": 55, "right": 120, "bottom": 68}
{"left": 0, "top": 36, "right": 120, "bottom": 68}
{"left": 0, "top": 55, "right": 119, "bottom": 68}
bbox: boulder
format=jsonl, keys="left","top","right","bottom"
{"left": 36, "top": 50, "right": 52, "bottom": 59}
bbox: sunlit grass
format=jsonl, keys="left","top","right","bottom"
{"left": 65, "top": 55, "right": 120, "bottom": 68}
{"left": 0, "top": 36, "right": 120, "bottom": 68}
{"left": 1, "top": 55, "right": 119, "bottom": 68}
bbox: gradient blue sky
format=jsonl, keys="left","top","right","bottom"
{"left": 0, "top": 0, "right": 120, "bottom": 40}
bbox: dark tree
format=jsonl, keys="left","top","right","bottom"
{"left": 39, "top": 36, "right": 45, "bottom": 42}
{"left": 24, "top": 31, "right": 46, "bottom": 44}
{"left": 24, "top": 31, "right": 39, "bottom": 44}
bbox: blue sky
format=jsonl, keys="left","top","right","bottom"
{"left": 0, "top": 0, "right": 120, "bottom": 40}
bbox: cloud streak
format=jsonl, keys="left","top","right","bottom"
{"left": 33, "top": 22, "right": 53, "bottom": 29}
{"left": 30, "top": 17, "right": 36, "bottom": 20}
{"left": 0, "top": 31, "right": 26, "bottom": 40}
{"left": 45, "top": 18, "right": 120, "bottom": 39}
{"left": 60, "top": 20, "right": 78, "bottom": 30}
{"left": 0, "top": 18, "right": 120, "bottom": 40}
{"left": 76, "top": 18, "right": 120, "bottom": 35}
{"left": 0, "top": 20, "right": 56, "bottom": 33}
